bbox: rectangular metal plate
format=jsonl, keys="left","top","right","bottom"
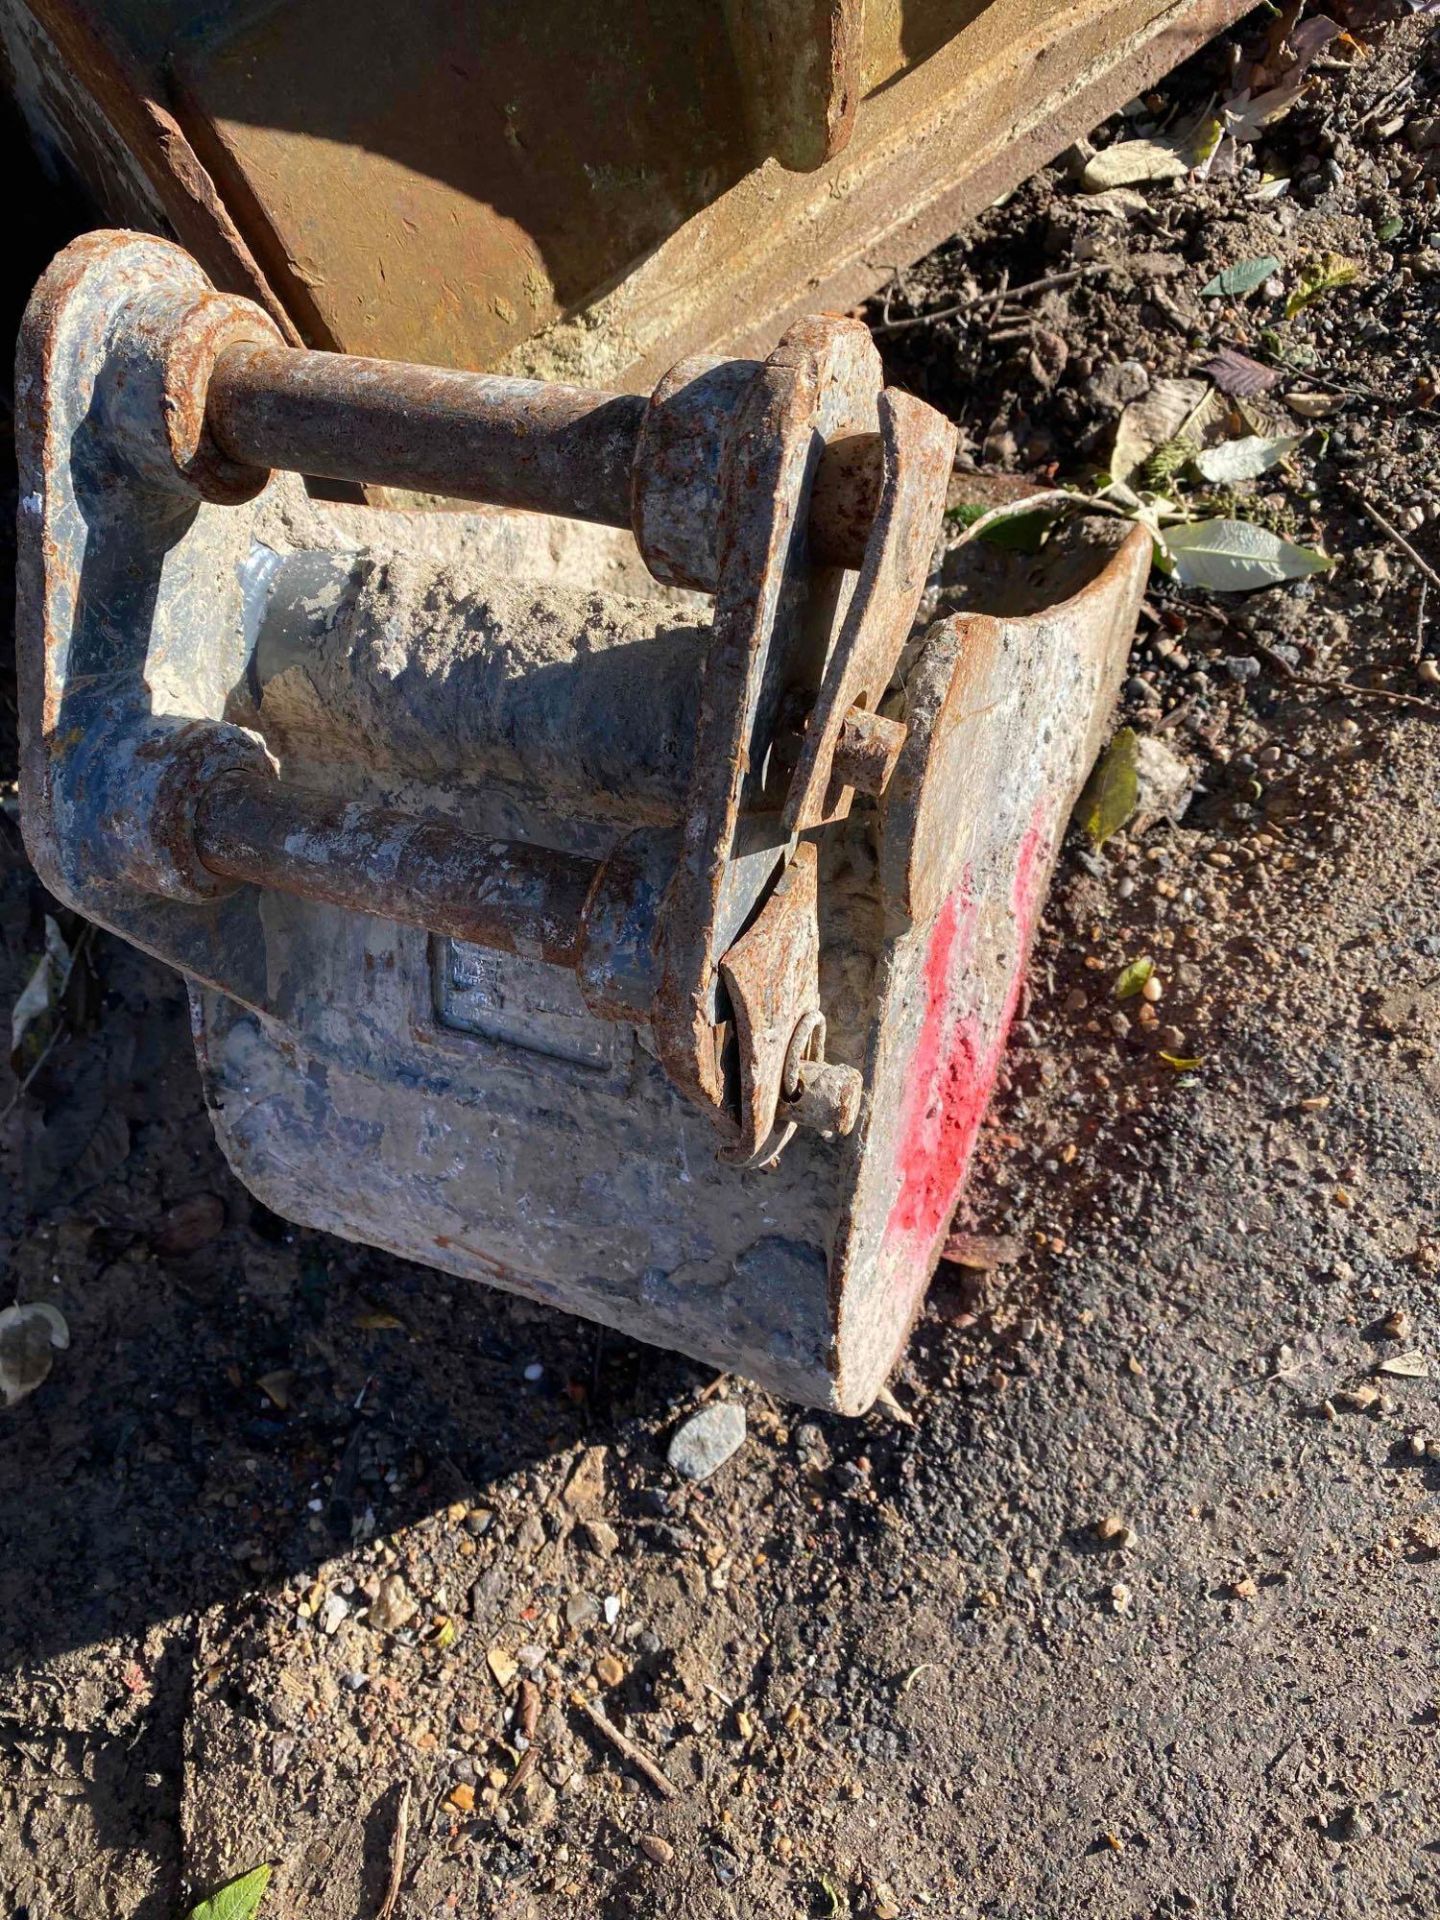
{"left": 435, "top": 938, "right": 616, "bottom": 1070}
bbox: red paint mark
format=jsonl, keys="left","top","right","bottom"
{"left": 885, "top": 812, "right": 1050, "bottom": 1260}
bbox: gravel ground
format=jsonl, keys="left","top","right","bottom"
{"left": 3, "top": 9, "right": 1439, "bottom": 1918}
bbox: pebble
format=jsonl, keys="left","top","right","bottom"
{"left": 595, "top": 1653, "right": 626, "bottom": 1687}
{"left": 640, "top": 1835, "right": 675, "bottom": 1866}
{"left": 318, "top": 1592, "right": 349, "bottom": 1635}
{"left": 561, "top": 1445, "right": 609, "bottom": 1517}
{"left": 487, "top": 1647, "right": 519, "bottom": 1687}
{"left": 1419, "top": 659, "right": 1440, "bottom": 687}
{"left": 367, "top": 1574, "right": 417, "bottom": 1633}
{"left": 565, "top": 1592, "right": 599, "bottom": 1630}
{"left": 667, "top": 1402, "right": 747, "bottom": 1481}
{"left": 581, "top": 1518, "right": 620, "bottom": 1557}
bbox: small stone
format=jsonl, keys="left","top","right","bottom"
{"left": 1095, "top": 1515, "right": 1137, "bottom": 1549}
{"left": 1109, "top": 1582, "right": 1132, "bottom": 1613}
{"left": 367, "top": 1574, "right": 418, "bottom": 1634}
{"left": 487, "top": 1646, "right": 519, "bottom": 1688}
{"left": 1222, "top": 655, "right": 1262, "bottom": 684}
{"left": 561, "top": 1445, "right": 609, "bottom": 1517}
{"left": 1230, "top": 1575, "right": 1259, "bottom": 1601}
{"left": 1338, "top": 1383, "right": 1380, "bottom": 1412}
{"left": 515, "top": 1513, "right": 546, "bottom": 1556}
{"left": 639, "top": 1835, "right": 674, "bottom": 1866}
{"left": 1131, "top": 734, "right": 1196, "bottom": 827}
{"left": 1419, "top": 659, "right": 1440, "bottom": 687}
{"left": 318, "top": 1592, "right": 349, "bottom": 1636}
{"left": 1382, "top": 1308, "right": 1412, "bottom": 1340}
{"left": 595, "top": 1653, "right": 626, "bottom": 1687}
{"left": 565, "top": 1592, "right": 599, "bottom": 1630}
{"left": 448, "top": 1782, "right": 475, "bottom": 1814}
{"left": 667, "top": 1402, "right": 747, "bottom": 1482}
{"left": 581, "top": 1518, "right": 620, "bottom": 1557}
{"left": 603, "top": 1594, "right": 622, "bottom": 1627}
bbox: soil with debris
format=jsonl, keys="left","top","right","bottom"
{"left": 4, "top": 11, "right": 1440, "bottom": 1918}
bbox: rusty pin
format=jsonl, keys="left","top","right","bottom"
{"left": 780, "top": 1012, "right": 864, "bottom": 1138}
{"left": 203, "top": 340, "right": 884, "bottom": 575}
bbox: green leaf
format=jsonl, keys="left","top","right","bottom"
{"left": 1191, "top": 433, "right": 1303, "bottom": 483}
{"left": 1115, "top": 956, "right": 1154, "bottom": 1000}
{"left": 1077, "top": 728, "right": 1140, "bottom": 848}
{"left": 1376, "top": 215, "right": 1403, "bottom": 244}
{"left": 1285, "top": 251, "right": 1362, "bottom": 318}
{"left": 1161, "top": 518, "right": 1330, "bottom": 592}
{"left": 185, "top": 1865, "right": 272, "bottom": 1920}
{"left": 946, "top": 495, "right": 1057, "bottom": 549}
{"left": 813, "top": 1874, "right": 846, "bottom": 1918}
{"left": 1200, "top": 254, "right": 1280, "bottom": 299}
{"left": 1158, "top": 1052, "right": 1203, "bottom": 1071}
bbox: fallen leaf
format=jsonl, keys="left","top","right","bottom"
{"left": 1285, "top": 390, "right": 1345, "bottom": 419}
{"left": 814, "top": 1872, "right": 845, "bottom": 1918}
{"left": 9, "top": 915, "right": 71, "bottom": 1074}
{"left": 1082, "top": 186, "right": 1152, "bottom": 218}
{"left": 1376, "top": 1352, "right": 1430, "bottom": 1379}
{"left": 256, "top": 1370, "right": 294, "bottom": 1411}
{"left": 1224, "top": 19, "right": 1341, "bottom": 139}
{"left": 1114, "top": 956, "right": 1155, "bottom": 1000}
{"left": 1376, "top": 214, "right": 1404, "bottom": 243}
{"left": 1201, "top": 254, "right": 1281, "bottom": 299}
{"left": 1158, "top": 1052, "right": 1204, "bottom": 1071}
{"left": 1077, "top": 727, "right": 1140, "bottom": 847}
{"left": 1192, "top": 433, "right": 1303, "bottom": 482}
{"left": 185, "top": 1865, "right": 272, "bottom": 1920}
{"left": 1285, "top": 252, "right": 1363, "bottom": 318}
{"left": 354, "top": 1307, "right": 406, "bottom": 1331}
{"left": 0, "top": 1302, "right": 71, "bottom": 1409}
{"left": 872, "top": 1384, "right": 916, "bottom": 1428}
{"left": 431, "top": 1617, "right": 457, "bottom": 1650}
{"left": 1161, "top": 518, "right": 1330, "bottom": 591}
{"left": 1202, "top": 348, "right": 1282, "bottom": 397}
{"left": 1080, "top": 137, "right": 1191, "bottom": 190}
{"left": 1111, "top": 378, "right": 1211, "bottom": 486}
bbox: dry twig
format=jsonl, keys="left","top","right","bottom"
{"left": 574, "top": 1695, "right": 680, "bottom": 1800}
{"left": 376, "top": 1778, "right": 411, "bottom": 1920}
{"left": 871, "top": 265, "right": 1100, "bottom": 334}
{"left": 1344, "top": 485, "right": 1440, "bottom": 595}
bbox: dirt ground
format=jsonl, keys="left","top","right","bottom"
{"left": 3, "top": 9, "right": 1440, "bottom": 1918}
